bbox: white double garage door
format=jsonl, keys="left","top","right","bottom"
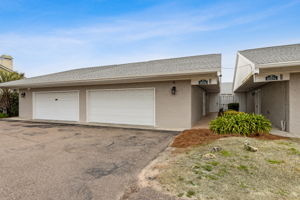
{"left": 33, "top": 88, "right": 155, "bottom": 126}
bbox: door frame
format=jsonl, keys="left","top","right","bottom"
{"left": 86, "top": 87, "right": 156, "bottom": 126}
{"left": 32, "top": 90, "right": 80, "bottom": 121}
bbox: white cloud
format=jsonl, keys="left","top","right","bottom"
{"left": 1, "top": 0, "right": 299, "bottom": 79}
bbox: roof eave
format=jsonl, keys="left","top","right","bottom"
{"left": 257, "top": 61, "right": 300, "bottom": 68}
{"left": 233, "top": 52, "right": 257, "bottom": 92}
{"left": 0, "top": 69, "right": 221, "bottom": 89}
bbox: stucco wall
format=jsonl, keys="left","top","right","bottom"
{"left": 206, "top": 92, "right": 210, "bottom": 115}
{"left": 233, "top": 92, "right": 246, "bottom": 112}
{"left": 245, "top": 91, "right": 255, "bottom": 113}
{"left": 243, "top": 82, "right": 289, "bottom": 130}
{"left": 191, "top": 86, "right": 204, "bottom": 126}
{"left": 289, "top": 73, "right": 300, "bottom": 134}
{"left": 19, "top": 80, "right": 192, "bottom": 130}
{"left": 208, "top": 93, "right": 219, "bottom": 112}
{"left": 19, "top": 90, "right": 33, "bottom": 119}
{"left": 260, "top": 82, "right": 289, "bottom": 130}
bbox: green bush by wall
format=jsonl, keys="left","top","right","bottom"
{"left": 209, "top": 112, "right": 272, "bottom": 136}
{"left": 0, "top": 113, "right": 9, "bottom": 118}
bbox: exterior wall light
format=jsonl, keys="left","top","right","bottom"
{"left": 171, "top": 86, "right": 176, "bottom": 95}
{"left": 21, "top": 92, "right": 26, "bottom": 98}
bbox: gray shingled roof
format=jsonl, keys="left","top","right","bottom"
{"left": 239, "top": 43, "right": 300, "bottom": 65}
{"left": 0, "top": 54, "right": 221, "bottom": 88}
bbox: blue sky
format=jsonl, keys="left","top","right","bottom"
{"left": 1, "top": 0, "right": 300, "bottom": 82}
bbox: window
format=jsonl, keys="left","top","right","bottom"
{"left": 265, "top": 74, "right": 278, "bottom": 81}
{"left": 199, "top": 79, "right": 208, "bottom": 85}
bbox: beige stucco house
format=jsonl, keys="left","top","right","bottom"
{"left": 0, "top": 55, "right": 14, "bottom": 72}
{"left": 0, "top": 54, "right": 221, "bottom": 130}
{"left": 233, "top": 43, "right": 300, "bottom": 135}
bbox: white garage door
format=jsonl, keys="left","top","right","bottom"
{"left": 33, "top": 91, "right": 79, "bottom": 121}
{"left": 87, "top": 88, "right": 155, "bottom": 126}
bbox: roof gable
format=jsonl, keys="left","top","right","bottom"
{"left": 239, "top": 43, "right": 300, "bottom": 65}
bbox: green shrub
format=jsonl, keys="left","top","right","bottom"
{"left": 228, "top": 103, "right": 239, "bottom": 111}
{"left": 224, "top": 110, "right": 241, "bottom": 115}
{"left": 8, "top": 92, "right": 19, "bottom": 117}
{"left": 0, "top": 113, "right": 9, "bottom": 118}
{"left": 209, "top": 112, "right": 272, "bottom": 136}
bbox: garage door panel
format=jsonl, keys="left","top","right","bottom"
{"left": 87, "top": 89, "right": 155, "bottom": 126}
{"left": 34, "top": 91, "right": 79, "bottom": 121}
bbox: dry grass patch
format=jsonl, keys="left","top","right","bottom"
{"left": 157, "top": 137, "right": 300, "bottom": 200}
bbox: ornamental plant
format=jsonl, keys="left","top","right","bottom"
{"left": 209, "top": 112, "right": 272, "bottom": 136}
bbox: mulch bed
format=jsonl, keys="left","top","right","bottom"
{"left": 171, "top": 129, "right": 288, "bottom": 148}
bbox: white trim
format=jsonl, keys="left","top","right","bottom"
{"left": 238, "top": 52, "right": 257, "bottom": 67}
{"left": 153, "top": 88, "right": 156, "bottom": 127}
{"left": 33, "top": 90, "right": 80, "bottom": 94}
{"left": 86, "top": 87, "right": 155, "bottom": 92}
{"left": 86, "top": 87, "right": 156, "bottom": 127}
{"left": 32, "top": 92, "right": 36, "bottom": 119}
{"left": 32, "top": 90, "right": 80, "bottom": 122}
{"left": 86, "top": 89, "right": 89, "bottom": 122}
{"left": 257, "top": 61, "right": 300, "bottom": 68}
{"left": 233, "top": 53, "right": 257, "bottom": 92}
{"left": 2, "top": 70, "right": 220, "bottom": 89}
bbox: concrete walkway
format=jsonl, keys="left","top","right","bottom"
{"left": 271, "top": 128, "right": 300, "bottom": 138}
{"left": 192, "top": 112, "right": 217, "bottom": 129}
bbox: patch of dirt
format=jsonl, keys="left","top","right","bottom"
{"left": 171, "top": 129, "right": 287, "bottom": 148}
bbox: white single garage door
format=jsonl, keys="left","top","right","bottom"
{"left": 87, "top": 88, "right": 155, "bottom": 126}
{"left": 33, "top": 91, "right": 79, "bottom": 121}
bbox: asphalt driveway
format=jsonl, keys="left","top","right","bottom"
{"left": 0, "top": 120, "right": 176, "bottom": 200}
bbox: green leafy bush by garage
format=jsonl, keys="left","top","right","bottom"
{"left": 224, "top": 110, "right": 241, "bottom": 115}
{"left": 0, "top": 113, "right": 8, "bottom": 118}
{"left": 0, "top": 71, "right": 24, "bottom": 117}
{"left": 209, "top": 112, "right": 272, "bottom": 136}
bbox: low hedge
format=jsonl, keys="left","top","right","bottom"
{"left": 224, "top": 110, "right": 241, "bottom": 115}
{"left": 0, "top": 113, "right": 9, "bottom": 118}
{"left": 209, "top": 112, "right": 272, "bottom": 136}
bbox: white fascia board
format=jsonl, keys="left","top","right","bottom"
{"left": 233, "top": 52, "right": 257, "bottom": 92}
{"left": 257, "top": 61, "right": 300, "bottom": 68}
{"left": 238, "top": 53, "right": 257, "bottom": 70}
{"left": 1, "top": 69, "right": 221, "bottom": 89}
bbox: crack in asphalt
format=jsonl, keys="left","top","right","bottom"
{"left": 85, "top": 161, "right": 130, "bottom": 179}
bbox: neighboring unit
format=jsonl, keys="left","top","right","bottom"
{"left": 219, "top": 82, "right": 246, "bottom": 111}
{"left": 0, "top": 54, "right": 221, "bottom": 130}
{"left": 0, "top": 54, "right": 14, "bottom": 72}
{"left": 233, "top": 43, "right": 300, "bottom": 134}
{"left": 220, "top": 82, "right": 234, "bottom": 110}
